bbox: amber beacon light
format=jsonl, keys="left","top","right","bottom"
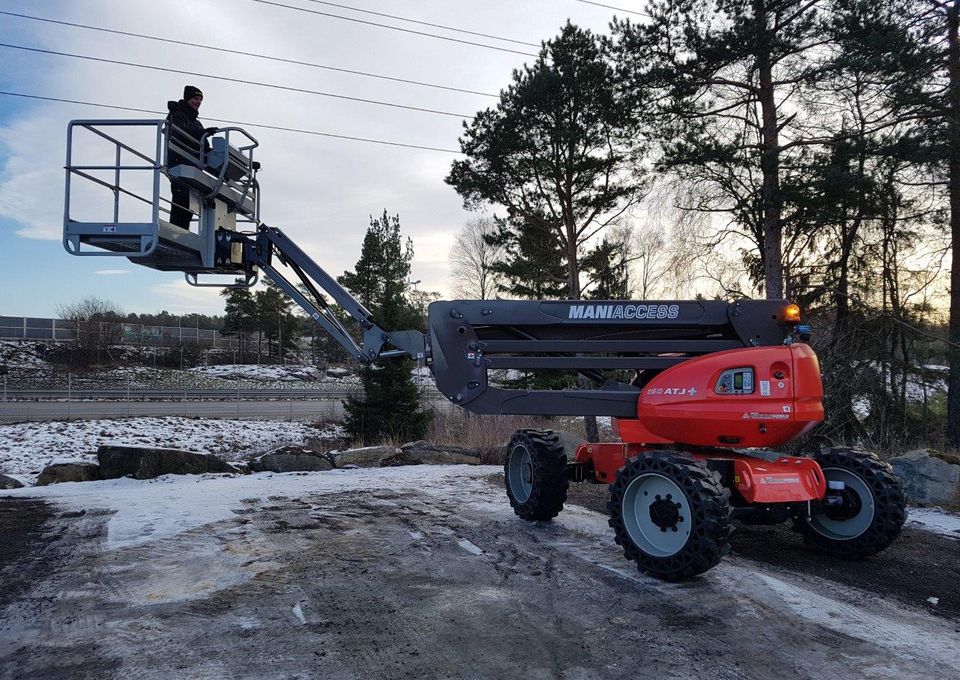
{"left": 784, "top": 303, "right": 801, "bottom": 323}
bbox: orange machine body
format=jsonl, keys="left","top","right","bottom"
{"left": 575, "top": 344, "right": 827, "bottom": 502}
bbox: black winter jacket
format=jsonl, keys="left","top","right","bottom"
{"left": 166, "top": 99, "right": 207, "bottom": 167}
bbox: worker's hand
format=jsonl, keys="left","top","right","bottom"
{"left": 204, "top": 127, "right": 219, "bottom": 136}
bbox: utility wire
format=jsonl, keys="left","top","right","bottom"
{"left": 298, "top": 0, "right": 539, "bottom": 47}
{"left": 251, "top": 0, "right": 539, "bottom": 57}
{"left": 0, "top": 10, "right": 497, "bottom": 99}
{"left": 575, "top": 0, "right": 653, "bottom": 18}
{"left": 0, "top": 91, "right": 462, "bottom": 154}
{"left": 0, "top": 42, "right": 475, "bottom": 119}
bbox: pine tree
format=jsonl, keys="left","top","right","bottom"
{"left": 447, "top": 22, "right": 647, "bottom": 299}
{"left": 582, "top": 233, "right": 632, "bottom": 300}
{"left": 255, "top": 279, "right": 300, "bottom": 360}
{"left": 338, "top": 212, "right": 431, "bottom": 444}
{"left": 487, "top": 217, "right": 567, "bottom": 299}
{"left": 220, "top": 285, "right": 257, "bottom": 362}
{"left": 615, "top": 0, "right": 822, "bottom": 298}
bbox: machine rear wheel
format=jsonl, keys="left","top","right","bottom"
{"left": 608, "top": 453, "right": 731, "bottom": 581}
{"left": 504, "top": 429, "right": 568, "bottom": 521}
{"left": 796, "top": 447, "right": 905, "bottom": 558}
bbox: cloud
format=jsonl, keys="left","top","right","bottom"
{"left": 148, "top": 279, "right": 229, "bottom": 315}
{"left": 0, "top": 0, "right": 622, "bottom": 307}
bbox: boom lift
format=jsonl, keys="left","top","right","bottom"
{"left": 63, "top": 120, "right": 906, "bottom": 580}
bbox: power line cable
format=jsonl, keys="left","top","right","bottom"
{"left": 0, "top": 42, "right": 475, "bottom": 119}
{"left": 0, "top": 10, "right": 498, "bottom": 98}
{"left": 250, "top": 0, "right": 539, "bottom": 57}
{"left": 575, "top": 0, "right": 652, "bottom": 18}
{"left": 0, "top": 91, "right": 462, "bottom": 154}
{"left": 298, "top": 0, "right": 539, "bottom": 47}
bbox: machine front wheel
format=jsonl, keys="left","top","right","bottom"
{"left": 504, "top": 429, "right": 568, "bottom": 521}
{"left": 608, "top": 453, "right": 731, "bottom": 581}
{"left": 796, "top": 447, "right": 906, "bottom": 558}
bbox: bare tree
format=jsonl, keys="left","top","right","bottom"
{"left": 631, "top": 225, "right": 672, "bottom": 299}
{"left": 449, "top": 215, "right": 504, "bottom": 300}
{"left": 57, "top": 296, "right": 125, "bottom": 367}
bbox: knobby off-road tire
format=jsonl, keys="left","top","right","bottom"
{"left": 608, "top": 453, "right": 732, "bottom": 581}
{"left": 504, "top": 429, "right": 568, "bottom": 521}
{"left": 796, "top": 447, "right": 906, "bottom": 558}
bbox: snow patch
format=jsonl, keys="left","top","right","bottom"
{"left": 457, "top": 538, "right": 484, "bottom": 556}
{"left": 0, "top": 465, "right": 501, "bottom": 550}
{"left": 189, "top": 364, "right": 324, "bottom": 382}
{"left": 0, "top": 417, "right": 342, "bottom": 484}
{"left": 906, "top": 507, "right": 960, "bottom": 539}
{"left": 747, "top": 571, "right": 959, "bottom": 667}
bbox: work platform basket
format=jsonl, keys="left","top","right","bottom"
{"left": 63, "top": 119, "right": 260, "bottom": 285}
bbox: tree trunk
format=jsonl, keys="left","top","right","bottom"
{"left": 947, "top": 1, "right": 960, "bottom": 450}
{"left": 756, "top": 2, "right": 783, "bottom": 300}
{"left": 564, "top": 214, "right": 599, "bottom": 442}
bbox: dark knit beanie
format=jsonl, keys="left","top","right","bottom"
{"left": 183, "top": 85, "right": 203, "bottom": 100}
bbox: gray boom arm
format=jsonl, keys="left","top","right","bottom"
{"left": 223, "top": 225, "right": 425, "bottom": 364}
{"left": 219, "top": 226, "right": 795, "bottom": 418}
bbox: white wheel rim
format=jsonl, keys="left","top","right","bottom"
{"left": 621, "top": 472, "right": 691, "bottom": 557}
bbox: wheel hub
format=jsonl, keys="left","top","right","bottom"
{"left": 648, "top": 494, "right": 683, "bottom": 531}
{"left": 621, "top": 472, "right": 692, "bottom": 557}
{"left": 808, "top": 466, "right": 876, "bottom": 540}
{"left": 824, "top": 486, "right": 863, "bottom": 521}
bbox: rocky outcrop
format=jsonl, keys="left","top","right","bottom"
{"left": 388, "top": 443, "right": 481, "bottom": 467}
{"left": 890, "top": 449, "right": 960, "bottom": 506}
{"left": 0, "top": 473, "right": 25, "bottom": 489}
{"left": 248, "top": 447, "right": 333, "bottom": 473}
{"left": 36, "top": 462, "right": 100, "bottom": 486}
{"left": 97, "top": 445, "right": 236, "bottom": 480}
{"left": 332, "top": 446, "right": 400, "bottom": 468}
{"left": 328, "top": 443, "right": 483, "bottom": 468}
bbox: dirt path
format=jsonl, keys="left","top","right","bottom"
{"left": 0, "top": 499, "right": 53, "bottom": 610}
{"left": 1, "top": 468, "right": 957, "bottom": 680}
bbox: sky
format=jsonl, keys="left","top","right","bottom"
{"left": 0, "top": 0, "right": 647, "bottom": 318}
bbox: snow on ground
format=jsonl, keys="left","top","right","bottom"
{"left": 0, "top": 417, "right": 343, "bottom": 483}
{"left": 189, "top": 364, "right": 326, "bottom": 381}
{"left": 0, "top": 340, "right": 49, "bottom": 368}
{"left": 1, "top": 465, "right": 499, "bottom": 550}
{"left": 906, "top": 507, "right": 960, "bottom": 539}
{"left": 852, "top": 363, "right": 948, "bottom": 418}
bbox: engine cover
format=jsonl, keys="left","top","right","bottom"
{"left": 621, "top": 344, "right": 824, "bottom": 448}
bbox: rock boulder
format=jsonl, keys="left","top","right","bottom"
{"left": 249, "top": 447, "right": 334, "bottom": 473}
{"left": 97, "top": 445, "right": 236, "bottom": 480}
{"left": 390, "top": 443, "right": 481, "bottom": 466}
{"left": 332, "top": 445, "right": 400, "bottom": 468}
{"left": 0, "top": 473, "right": 25, "bottom": 489}
{"left": 890, "top": 449, "right": 960, "bottom": 505}
{"left": 36, "top": 462, "right": 100, "bottom": 486}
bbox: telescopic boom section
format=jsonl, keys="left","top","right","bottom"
{"left": 222, "top": 225, "right": 427, "bottom": 364}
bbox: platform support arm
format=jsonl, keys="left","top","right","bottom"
{"left": 231, "top": 225, "right": 425, "bottom": 363}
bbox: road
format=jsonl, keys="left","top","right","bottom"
{"left": 1, "top": 466, "right": 957, "bottom": 680}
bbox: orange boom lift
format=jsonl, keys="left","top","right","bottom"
{"left": 63, "top": 120, "right": 906, "bottom": 579}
